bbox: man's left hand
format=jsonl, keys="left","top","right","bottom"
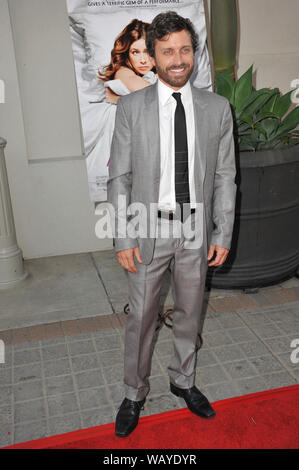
{"left": 207, "top": 245, "right": 229, "bottom": 267}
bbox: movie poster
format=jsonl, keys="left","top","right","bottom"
{"left": 66, "top": 0, "right": 212, "bottom": 202}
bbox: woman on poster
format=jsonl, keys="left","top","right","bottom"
{"left": 99, "top": 18, "right": 157, "bottom": 104}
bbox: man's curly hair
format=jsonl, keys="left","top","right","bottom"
{"left": 146, "top": 11, "right": 199, "bottom": 58}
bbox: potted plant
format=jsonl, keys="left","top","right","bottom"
{"left": 207, "top": 65, "right": 299, "bottom": 290}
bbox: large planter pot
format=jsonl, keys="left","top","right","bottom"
{"left": 207, "top": 144, "right": 299, "bottom": 289}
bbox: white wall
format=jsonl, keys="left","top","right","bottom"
{"left": 9, "top": 0, "right": 84, "bottom": 160}
{"left": 237, "top": 0, "right": 299, "bottom": 93}
{"left": 206, "top": 0, "right": 299, "bottom": 94}
{"left": 0, "top": 0, "right": 112, "bottom": 259}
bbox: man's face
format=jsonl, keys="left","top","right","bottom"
{"left": 150, "top": 29, "right": 194, "bottom": 90}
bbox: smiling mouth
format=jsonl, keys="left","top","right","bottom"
{"left": 169, "top": 67, "right": 187, "bottom": 74}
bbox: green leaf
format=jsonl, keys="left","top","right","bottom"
{"left": 225, "top": 61, "right": 299, "bottom": 151}
{"left": 238, "top": 121, "right": 251, "bottom": 131}
{"left": 237, "top": 124, "right": 252, "bottom": 137}
{"left": 261, "top": 139, "right": 286, "bottom": 150}
{"left": 272, "top": 107, "right": 299, "bottom": 141}
{"left": 215, "top": 70, "right": 234, "bottom": 102}
{"left": 238, "top": 114, "right": 253, "bottom": 126}
{"left": 251, "top": 129, "right": 264, "bottom": 143}
{"left": 254, "top": 123, "right": 267, "bottom": 139}
{"left": 237, "top": 89, "right": 274, "bottom": 118}
{"left": 253, "top": 112, "right": 279, "bottom": 123}
{"left": 273, "top": 90, "right": 293, "bottom": 118}
{"left": 218, "top": 69, "right": 235, "bottom": 88}
{"left": 233, "top": 65, "right": 253, "bottom": 112}
{"left": 260, "top": 88, "right": 280, "bottom": 113}
{"left": 239, "top": 129, "right": 261, "bottom": 150}
{"left": 239, "top": 139, "right": 256, "bottom": 151}
{"left": 280, "top": 106, "right": 299, "bottom": 130}
{"left": 259, "top": 118, "right": 280, "bottom": 139}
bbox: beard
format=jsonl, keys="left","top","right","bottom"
{"left": 155, "top": 62, "right": 194, "bottom": 88}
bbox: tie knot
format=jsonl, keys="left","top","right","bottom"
{"left": 172, "top": 92, "right": 182, "bottom": 103}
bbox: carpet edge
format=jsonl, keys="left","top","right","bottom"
{"left": 3, "top": 384, "right": 299, "bottom": 450}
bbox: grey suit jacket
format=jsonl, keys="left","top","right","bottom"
{"left": 107, "top": 81, "right": 237, "bottom": 265}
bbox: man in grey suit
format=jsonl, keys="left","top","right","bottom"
{"left": 107, "top": 11, "right": 236, "bottom": 438}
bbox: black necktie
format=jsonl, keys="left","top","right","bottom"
{"left": 172, "top": 92, "right": 190, "bottom": 207}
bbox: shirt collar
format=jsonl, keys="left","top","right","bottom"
{"left": 157, "top": 78, "right": 191, "bottom": 106}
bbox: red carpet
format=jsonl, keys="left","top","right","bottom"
{"left": 4, "top": 385, "right": 299, "bottom": 449}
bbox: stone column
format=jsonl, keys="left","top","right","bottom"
{"left": 0, "top": 137, "right": 27, "bottom": 287}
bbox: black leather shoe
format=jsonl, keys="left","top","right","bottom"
{"left": 115, "top": 397, "right": 146, "bottom": 437}
{"left": 170, "top": 383, "right": 216, "bottom": 419}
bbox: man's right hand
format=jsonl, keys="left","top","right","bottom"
{"left": 116, "top": 247, "right": 142, "bottom": 273}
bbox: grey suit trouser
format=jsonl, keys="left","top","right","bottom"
{"left": 124, "top": 213, "right": 208, "bottom": 401}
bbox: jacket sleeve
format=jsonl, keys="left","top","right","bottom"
{"left": 210, "top": 99, "right": 237, "bottom": 250}
{"left": 107, "top": 98, "right": 138, "bottom": 253}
